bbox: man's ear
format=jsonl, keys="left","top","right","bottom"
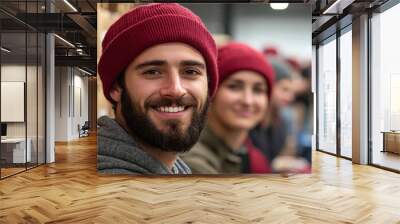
{"left": 110, "top": 81, "right": 123, "bottom": 103}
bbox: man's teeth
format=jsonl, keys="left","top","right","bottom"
{"left": 157, "top": 106, "right": 185, "bottom": 113}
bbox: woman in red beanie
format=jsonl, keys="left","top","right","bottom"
{"left": 182, "top": 42, "right": 275, "bottom": 174}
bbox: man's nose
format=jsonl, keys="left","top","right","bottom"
{"left": 159, "top": 70, "right": 186, "bottom": 98}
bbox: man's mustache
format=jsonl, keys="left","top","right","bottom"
{"left": 145, "top": 95, "right": 197, "bottom": 108}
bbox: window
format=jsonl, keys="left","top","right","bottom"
{"left": 370, "top": 3, "right": 400, "bottom": 171}
{"left": 0, "top": 1, "right": 46, "bottom": 179}
{"left": 339, "top": 29, "right": 352, "bottom": 158}
{"left": 317, "top": 37, "right": 337, "bottom": 154}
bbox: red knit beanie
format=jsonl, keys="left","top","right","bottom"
{"left": 98, "top": 3, "right": 218, "bottom": 103}
{"left": 218, "top": 42, "right": 275, "bottom": 98}
{"left": 263, "top": 46, "right": 279, "bottom": 57}
{"left": 285, "top": 57, "right": 301, "bottom": 72}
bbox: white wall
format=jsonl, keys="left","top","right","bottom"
{"left": 182, "top": 3, "right": 311, "bottom": 59}
{"left": 55, "top": 67, "right": 89, "bottom": 141}
{"left": 55, "top": 66, "right": 69, "bottom": 141}
{"left": 231, "top": 4, "right": 311, "bottom": 60}
{"left": 1, "top": 65, "right": 30, "bottom": 138}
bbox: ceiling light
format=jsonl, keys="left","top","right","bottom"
{"left": 1, "top": 47, "right": 11, "bottom": 53}
{"left": 63, "top": 0, "right": 78, "bottom": 12}
{"left": 270, "top": 3, "right": 289, "bottom": 10}
{"left": 54, "top": 34, "right": 75, "bottom": 48}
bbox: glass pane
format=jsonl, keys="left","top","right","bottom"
{"left": 340, "top": 30, "right": 352, "bottom": 158}
{"left": 317, "top": 38, "right": 337, "bottom": 154}
{"left": 38, "top": 32, "right": 45, "bottom": 165}
{"left": 371, "top": 4, "right": 400, "bottom": 171}
{"left": 27, "top": 31, "right": 38, "bottom": 169}
{"left": 1, "top": 30, "right": 27, "bottom": 177}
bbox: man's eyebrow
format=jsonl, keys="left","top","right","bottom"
{"left": 134, "top": 60, "right": 166, "bottom": 70}
{"left": 180, "top": 60, "right": 206, "bottom": 69}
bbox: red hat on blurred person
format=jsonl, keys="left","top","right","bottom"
{"left": 263, "top": 46, "right": 279, "bottom": 57}
{"left": 285, "top": 57, "right": 302, "bottom": 72}
{"left": 218, "top": 42, "right": 275, "bottom": 98}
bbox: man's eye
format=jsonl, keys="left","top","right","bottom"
{"left": 183, "top": 68, "right": 201, "bottom": 76}
{"left": 143, "top": 69, "right": 161, "bottom": 75}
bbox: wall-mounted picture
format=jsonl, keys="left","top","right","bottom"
{"left": 97, "top": 3, "right": 312, "bottom": 175}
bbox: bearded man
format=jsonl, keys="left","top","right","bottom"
{"left": 97, "top": 3, "right": 218, "bottom": 174}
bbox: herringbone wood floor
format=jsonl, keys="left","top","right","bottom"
{"left": 0, "top": 135, "right": 399, "bottom": 224}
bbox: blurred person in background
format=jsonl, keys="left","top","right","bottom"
{"left": 182, "top": 42, "right": 275, "bottom": 174}
{"left": 250, "top": 55, "right": 310, "bottom": 173}
{"left": 292, "top": 63, "right": 313, "bottom": 163}
{"left": 285, "top": 58, "right": 312, "bottom": 164}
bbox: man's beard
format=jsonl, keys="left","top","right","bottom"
{"left": 120, "top": 90, "right": 209, "bottom": 153}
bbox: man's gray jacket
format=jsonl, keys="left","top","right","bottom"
{"left": 97, "top": 116, "right": 191, "bottom": 175}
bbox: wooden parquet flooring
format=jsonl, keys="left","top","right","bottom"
{"left": 1, "top": 167, "right": 26, "bottom": 178}
{"left": 0, "top": 134, "right": 400, "bottom": 223}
